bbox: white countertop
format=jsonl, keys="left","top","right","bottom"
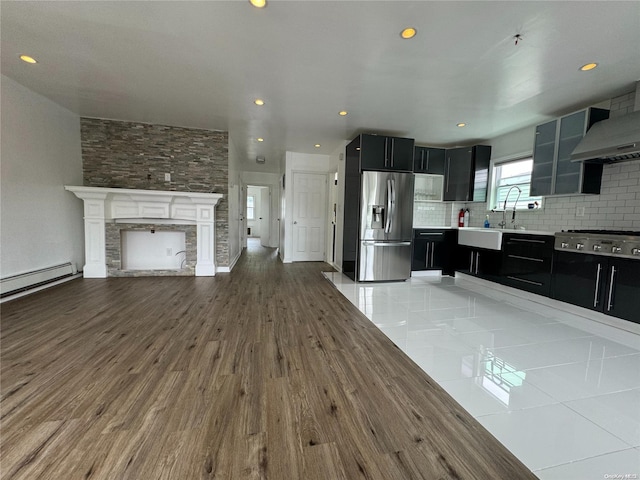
{"left": 413, "top": 226, "right": 457, "bottom": 229}
{"left": 413, "top": 226, "right": 557, "bottom": 236}
{"left": 459, "top": 227, "right": 557, "bottom": 237}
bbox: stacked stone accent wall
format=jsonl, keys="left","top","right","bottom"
{"left": 81, "top": 118, "right": 229, "bottom": 269}
{"left": 106, "top": 223, "right": 197, "bottom": 277}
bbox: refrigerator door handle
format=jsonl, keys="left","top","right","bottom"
{"left": 384, "top": 178, "right": 392, "bottom": 233}
{"left": 389, "top": 178, "right": 396, "bottom": 232}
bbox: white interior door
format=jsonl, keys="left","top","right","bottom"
{"left": 292, "top": 172, "right": 327, "bottom": 262}
{"left": 260, "top": 187, "right": 270, "bottom": 247}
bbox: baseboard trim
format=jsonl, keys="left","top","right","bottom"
{"left": 454, "top": 272, "right": 640, "bottom": 336}
{"left": 411, "top": 270, "right": 442, "bottom": 277}
{"left": 0, "top": 273, "right": 83, "bottom": 304}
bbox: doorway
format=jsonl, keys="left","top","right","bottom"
{"left": 246, "top": 185, "right": 272, "bottom": 248}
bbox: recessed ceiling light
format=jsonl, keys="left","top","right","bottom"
{"left": 314, "top": 144, "right": 321, "bottom": 148}
{"left": 339, "top": 111, "right": 348, "bottom": 116}
{"left": 457, "top": 123, "right": 466, "bottom": 128}
{"left": 20, "top": 55, "right": 37, "bottom": 64}
{"left": 400, "top": 27, "right": 417, "bottom": 39}
{"left": 254, "top": 99, "right": 265, "bottom": 106}
{"left": 257, "top": 138, "right": 264, "bottom": 142}
{"left": 249, "top": 0, "right": 267, "bottom": 8}
{"left": 580, "top": 62, "right": 598, "bottom": 71}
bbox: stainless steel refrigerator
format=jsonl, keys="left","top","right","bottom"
{"left": 356, "top": 171, "right": 414, "bottom": 281}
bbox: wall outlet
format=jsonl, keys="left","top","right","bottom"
{"left": 166, "top": 248, "right": 172, "bottom": 256}
{"left": 576, "top": 206, "right": 585, "bottom": 217}
{"left": 164, "top": 173, "right": 171, "bottom": 182}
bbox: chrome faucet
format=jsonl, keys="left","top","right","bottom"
{"left": 492, "top": 185, "right": 522, "bottom": 228}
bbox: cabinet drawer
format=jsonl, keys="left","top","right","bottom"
{"left": 501, "top": 234, "right": 554, "bottom": 296}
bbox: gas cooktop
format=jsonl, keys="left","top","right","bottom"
{"left": 563, "top": 229, "right": 640, "bottom": 236}
{"left": 555, "top": 230, "right": 640, "bottom": 259}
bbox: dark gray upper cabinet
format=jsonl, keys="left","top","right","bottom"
{"left": 413, "top": 147, "right": 445, "bottom": 174}
{"left": 530, "top": 107, "right": 609, "bottom": 196}
{"left": 443, "top": 145, "right": 491, "bottom": 202}
{"left": 358, "top": 134, "right": 414, "bottom": 171}
{"left": 530, "top": 119, "right": 557, "bottom": 197}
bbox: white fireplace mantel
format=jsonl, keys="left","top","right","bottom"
{"left": 65, "top": 186, "right": 224, "bottom": 278}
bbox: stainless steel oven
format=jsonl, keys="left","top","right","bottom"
{"left": 552, "top": 230, "right": 640, "bottom": 323}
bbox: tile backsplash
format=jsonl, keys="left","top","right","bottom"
{"left": 451, "top": 160, "right": 640, "bottom": 232}
{"left": 413, "top": 202, "right": 449, "bottom": 226}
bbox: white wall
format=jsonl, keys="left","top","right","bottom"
{"left": 282, "top": 151, "right": 333, "bottom": 263}
{"left": 227, "top": 134, "right": 242, "bottom": 269}
{"left": 329, "top": 142, "right": 348, "bottom": 270}
{"left": 489, "top": 124, "right": 535, "bottom": 163}
{"left": 0, "top": 75, "right": 84, "bottom": 278}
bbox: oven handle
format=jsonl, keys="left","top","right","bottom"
{"left": 607, "top": 266, "right": 616, "bottom": 311}
{"left": 593, "top": 263, "right": 602, "bottom": 308}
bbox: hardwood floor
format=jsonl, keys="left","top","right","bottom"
{"left": 1, "top": 243, "right": 537, "bottom": 479}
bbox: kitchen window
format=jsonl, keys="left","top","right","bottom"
{"left": 489, "top": 157, "right": 542, "bottom": 210}
{"left": 247, "top": 195, "right": 255, "bottom": 220}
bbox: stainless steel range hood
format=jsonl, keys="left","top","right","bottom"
{"left": 571, "top": 110, "right": 640, "bottom": 163}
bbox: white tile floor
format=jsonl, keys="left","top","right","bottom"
{"left": 324, "top": 272, "right": 640, "bottom": 479}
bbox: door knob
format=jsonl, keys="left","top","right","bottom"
{"left": 294, "top": 221, "right": 298, "bottom": 224}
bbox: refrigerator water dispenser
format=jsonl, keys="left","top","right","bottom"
{"left": 371, "top": 205, "right": 385, "bottom": 229}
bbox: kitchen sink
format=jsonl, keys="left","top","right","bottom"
{"left": 458, "top": 228, "right": 503, "bottom": 250}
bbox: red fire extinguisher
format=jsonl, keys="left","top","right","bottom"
{"left": 458, "top": 209, "right": 465, "bottom": 227}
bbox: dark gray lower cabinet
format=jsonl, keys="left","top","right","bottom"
{"left": 457, "top": 246, "right": 502, "bottom": 281}
{"left": 500, "top": 234, "right": 554, "bottom": 296}
{"left": 552, "top": 252, "right": 640, "bottom": 324}
{"left": 412, "top": 229, "right": 457, "bottom": 275}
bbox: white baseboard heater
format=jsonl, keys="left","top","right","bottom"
{"left": 1, "top": 262, "right": 76, "bottom": 297}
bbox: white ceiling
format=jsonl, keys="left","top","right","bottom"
{"left": 2, "top": 1, "right": 640, "bottom": 173}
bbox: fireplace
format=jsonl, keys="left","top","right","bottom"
{"left": 65, "top": 186, "right": 223, "bottom": 277}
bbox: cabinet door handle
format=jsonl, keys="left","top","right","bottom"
{"left": 446, "top": 159, "right": 451, "bottom": 192}
{"left": 420, "top": 149, "right": 425, "bottom": 170}
{"left": 425, "top": 149, "right": 430, "bottom": 172}
{"left": 507, "top": 254, "right": 544, "bottom": 263}
{"left": 510, "top": 238, "right": 546, "bottom": 244}
{"left": 425, "top": 242, "right": 430, "bottom": 268}
{"left": 593, "top": 263, "right": 602, "bottom": 308}
{"left": 390, "top": 138, "right": 395, "bottom": 167}
{"left": 607, "top": 266, "right": 616, "bottom": 311}
{"left": 384, "top": 138, "right": 389, "bottom": 167}
{"left": 475, "top": 252, "right": 480, "bottom": 274}
{"left": 469, "top": 251, "right": 474, "bottom": 272}
{"left": 430, "top": 241, "right": 435, "bottom": 267}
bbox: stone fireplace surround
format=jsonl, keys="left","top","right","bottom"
{"left": 65, "top": 186, "right": 224, "bottom": 277}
